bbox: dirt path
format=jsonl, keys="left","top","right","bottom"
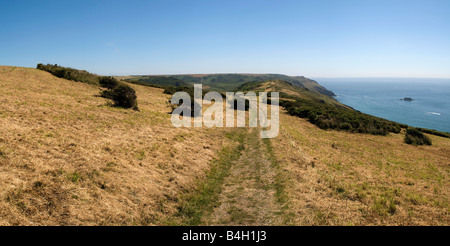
{"left": 206, "top": 128, "right": 283, "bottom": 226}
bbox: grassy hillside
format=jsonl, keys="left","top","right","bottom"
{"left": 120, "top": 73, "right": 336, "bottom": 96}
{"left": 272, "top": 113, "right": 449, "bottom": 225}
{"left": 0, "top": 66, "right": 448, "bottom": 226}
{"left": 0, "top": 66, "right": 234, "bottom": 225}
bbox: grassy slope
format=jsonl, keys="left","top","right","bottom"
{"left": 0, "top": 66, "right": 234, "bottom": 225}
{"left": 0, "top": 66, "right": 448, "bottom": 225}
{"left": 271, "top": 112, "right": 449, "bottom": 225}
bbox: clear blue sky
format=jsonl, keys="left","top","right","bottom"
{"left": 1, "top": 0, "right": 449, "bottom": 77}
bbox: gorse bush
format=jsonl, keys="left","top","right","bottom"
{"left": 109, "top": 84, "right": 138, "bottom": 110}
{"left": 37, "top": 63, "right": 99, "bottom": 85}
{"left": 101, "top": 83, "right": 138, "bottom": 110}
{"left": 99, "top": 76, "right": 119, "bottom": 89}
{"left": 404, "top": 128, "right": 432, "bottom": 146}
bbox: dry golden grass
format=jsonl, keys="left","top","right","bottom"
{"left": 0, "top": 66, "right": 233, "bottom": 225}
{"left": 271, "top": 111, "right": 450, "bottom": 225}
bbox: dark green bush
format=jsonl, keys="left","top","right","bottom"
{"left": 100, "top": 89, "right": 115, "bottom": 100}
{"left": 37, "top": 63, "right": 99, "bottom": 85}
{"left": 100, "top": 83, "right": 139, "bottom": 110}
{"left": 109, "top": 84, "right": 138, "bottom": 110}
{"left": 405, "top": 128, "right": 432, "bottom": 146}
{"left": 99, "top": 76, "right": 119, "bottom": 89}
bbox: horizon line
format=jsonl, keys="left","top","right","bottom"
{"left": 3, "top": 65, "right": 450, "bottom": 80}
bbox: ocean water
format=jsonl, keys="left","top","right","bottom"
{"left": 316, "top": 78, "right": 450, "bottom": 133}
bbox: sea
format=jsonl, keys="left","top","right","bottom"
{"left": 315, "top": 78, "right": 450, "bottom": 133}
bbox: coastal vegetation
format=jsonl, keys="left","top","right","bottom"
{"left": 37, "top": 63, "right": 100, "bottom": 86}
{"left": 405, "top": 128, "right": 432, "bottom": 146}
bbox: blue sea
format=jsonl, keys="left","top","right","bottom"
{"left": 316, "top": 78, "right": 450, "bottom": 133}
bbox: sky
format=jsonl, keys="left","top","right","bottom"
{"left": 1, "top": 0, "right": 449, "bottom": 78}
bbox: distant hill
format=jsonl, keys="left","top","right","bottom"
{"left": 116, "top": 75, "right": 188, "bottom": 88}
{"left": 236, "top": 79, "right": 344, "bottom": 107}
{"left": 119, "top": 73, "right": 336, "bottom": 97}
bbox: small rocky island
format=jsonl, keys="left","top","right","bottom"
{"left": 401, "top": 97, "right": 414, "bottom": 101}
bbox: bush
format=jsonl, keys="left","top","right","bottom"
{"left": 99, "top": 76, "right": 119, "bottom": 89}
{"left": 36, "top": 63, "right": 99, "bottom": 85}
{"left": 99, "top": 89, "right": 115, "bottom": 100}
{"left": 405, "top": 128, "right": 432, "bottom": 146}
{"left": 110, "top": 84, "right": 138, "bottom": 110}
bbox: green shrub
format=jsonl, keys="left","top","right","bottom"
{"left": 99, "top": 76, "right": 119, "bottom": 89}
{"left": 110, "top": 84, "right": 138, "bottom": 110}
{"left": 36, "top": 63, "right": 99, "bottom": 85}
{"left": 99, "top": 89, "right": 115, "bottom": 100}
{"left": 405, "top": 128, "right": 432, "bottom": 146}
